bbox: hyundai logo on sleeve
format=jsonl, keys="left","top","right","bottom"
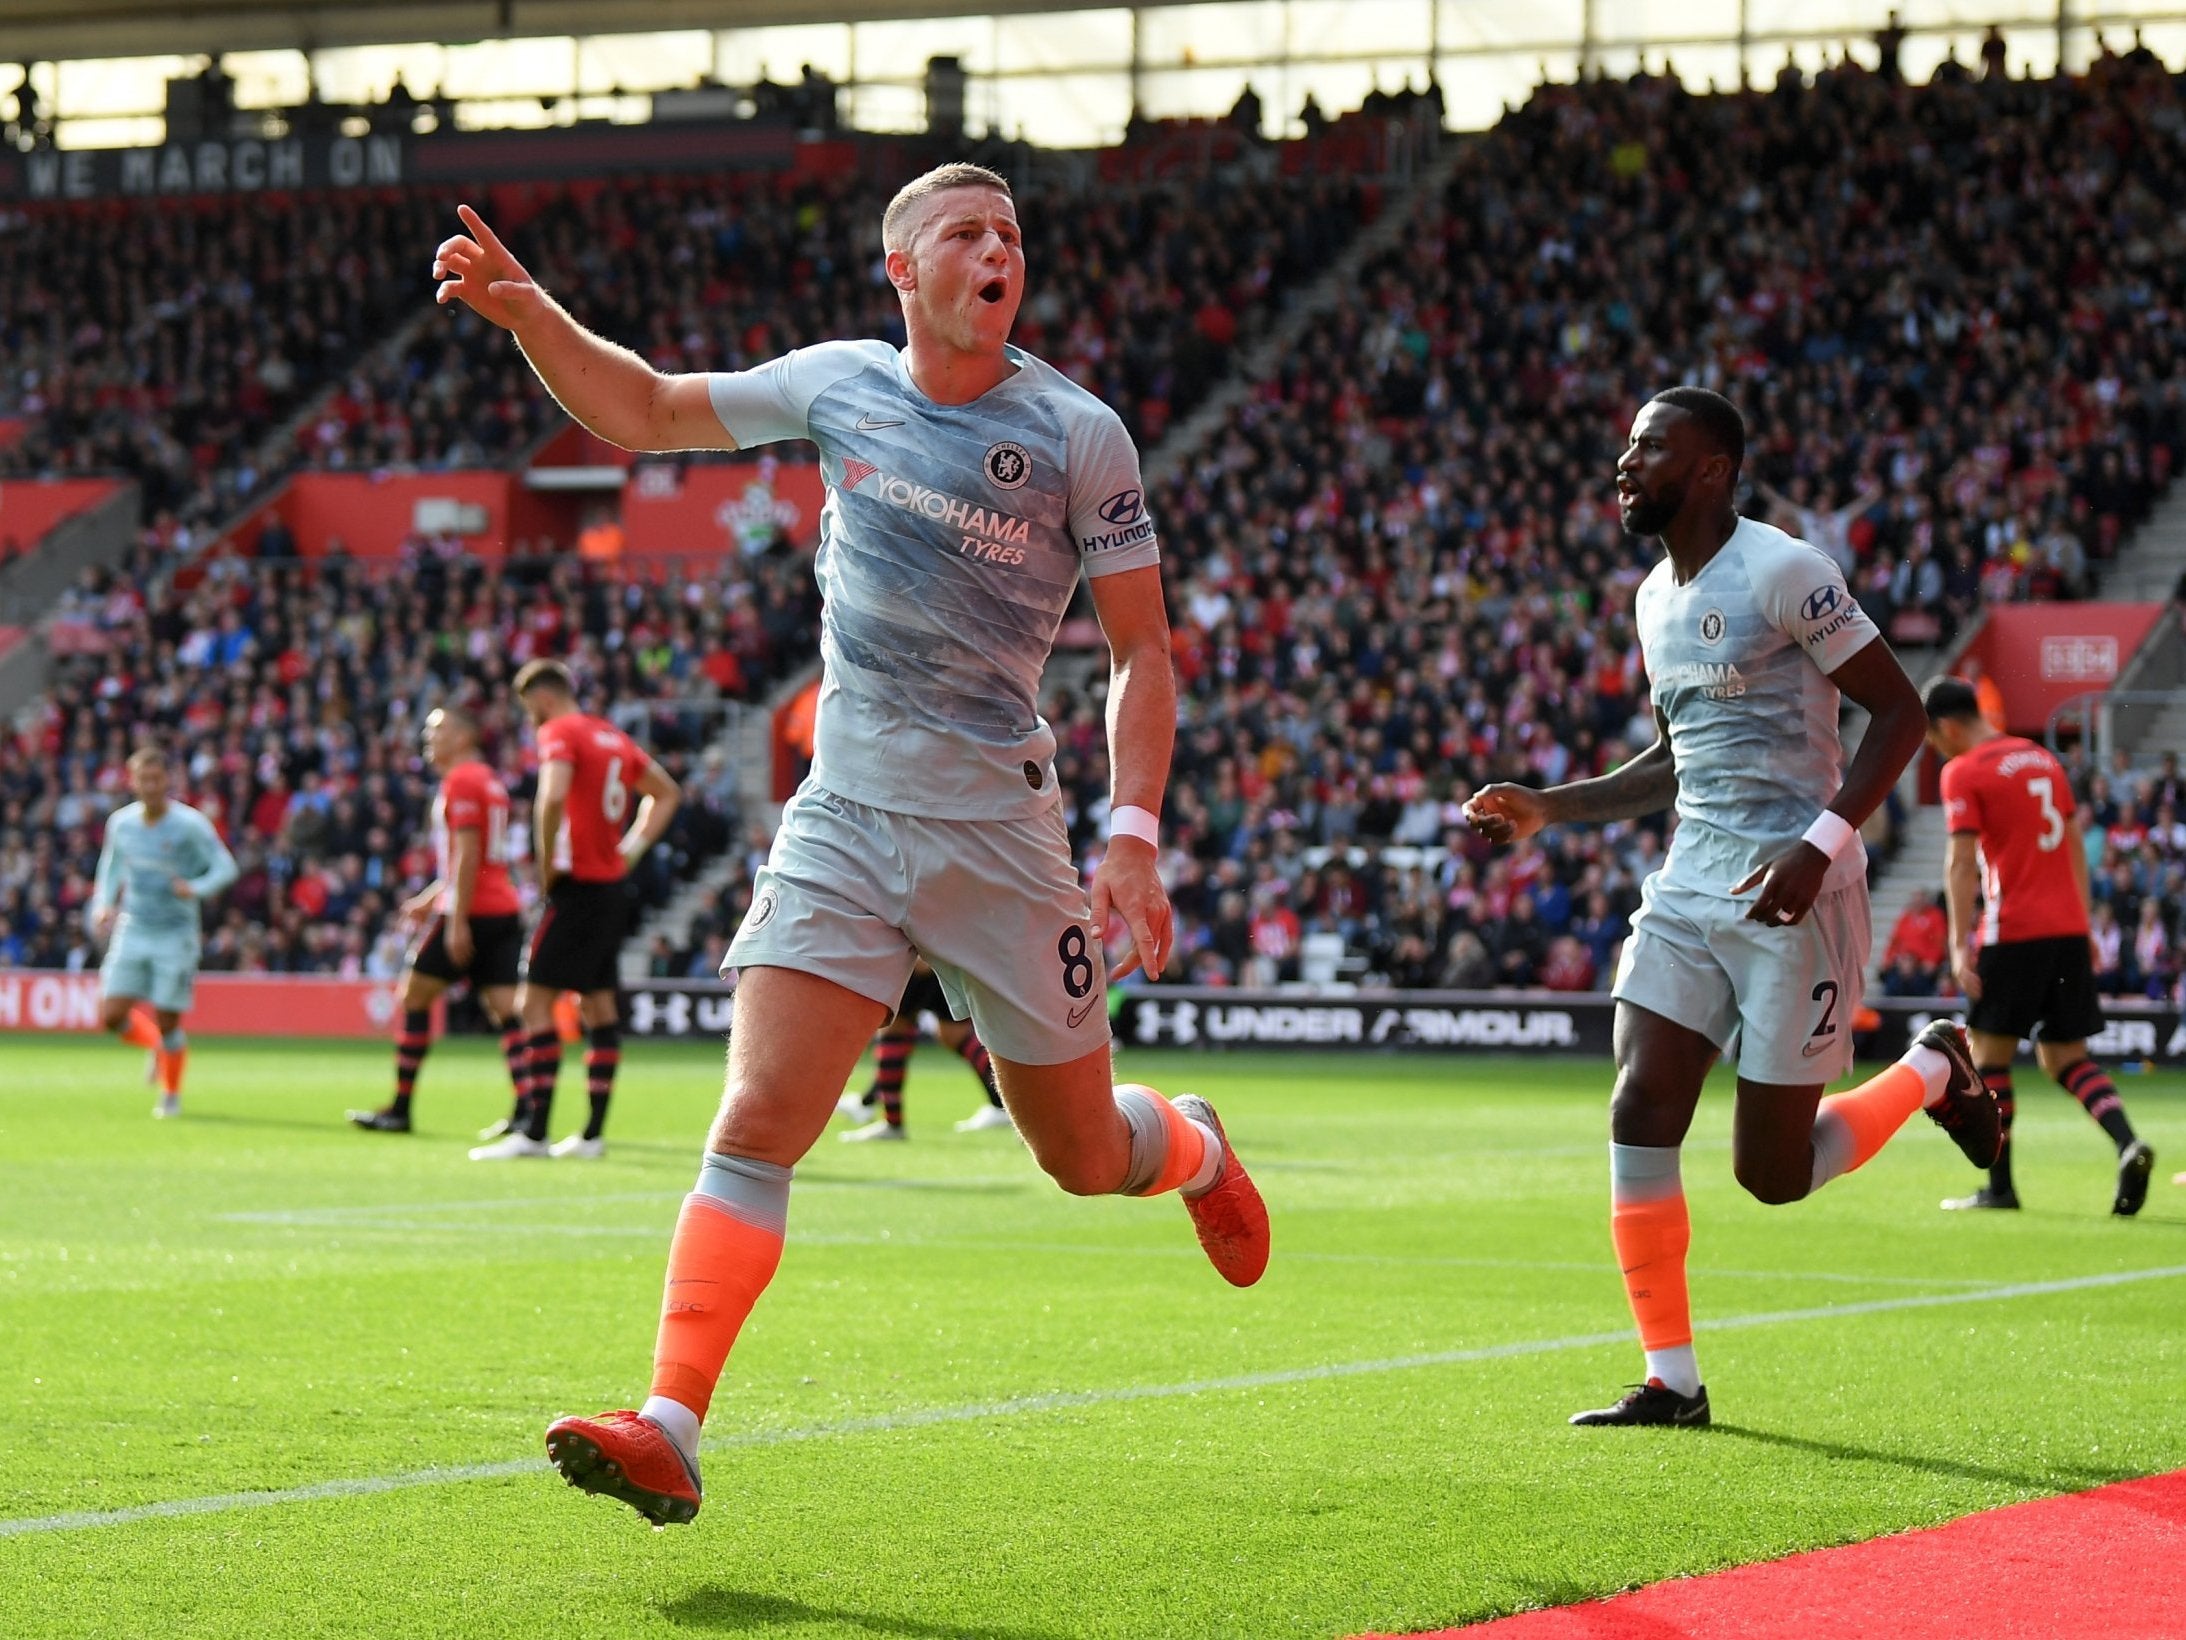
{"left": 1097, "top": 489, "right": 1143, "bottom": 526}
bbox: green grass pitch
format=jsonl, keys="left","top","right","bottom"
{"left": 3, "top": 1034, "right": 2182, "bottom": 1638}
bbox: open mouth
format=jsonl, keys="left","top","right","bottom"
{"left": 978, "top": 278, "right": 1007, "bottom": 305}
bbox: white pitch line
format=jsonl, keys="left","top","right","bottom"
{"left": 5, "top": 1261, "right": 2182, "bottom": 1542}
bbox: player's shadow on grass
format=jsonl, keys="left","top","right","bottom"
{"left": 1709, "top": 1424, "right": 2137, "bottom": 1493}
{"left": 661, "top": 1586, "right": 1067, "bottom": 1639}
{"left": 181, "top": 1110, "right": 362, "bottom": 1136}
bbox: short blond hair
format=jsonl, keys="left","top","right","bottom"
{"left": 882, "top": 163, "right": 1012, "bottom": 255}
{"left": 513, "top": 659, "right": 574, "bottom": 699}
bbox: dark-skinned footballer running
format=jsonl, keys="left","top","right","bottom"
{"left": 1467, "top": 388, "right": 1996, "bottom": 1428}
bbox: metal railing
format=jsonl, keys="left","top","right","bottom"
{"left": 2046, "top": 689, "right": 2186, "bottom": 763}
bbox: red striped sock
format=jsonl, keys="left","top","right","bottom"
{"left": 583, "top": 1024, "right": 621, "bottom": 1141}
{"left": 2059, "top": 1058, "right": 2136, "bottom": 1150}
{"left": 392, "top": 1009, "right": 431, "bottom": 1113}
{"left": 524, "top": 1030, "right": 561, "bottom": 1141}
{"left": 498, "top": 1020, "right": 529, "bottom": 1106}
{"left": 956, "top": 1032, "right": 1002, "bottom": 1108}
{"left": 874, "top": 1033, "right": 912, "bottom": 1126}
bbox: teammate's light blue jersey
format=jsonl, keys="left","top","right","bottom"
{"left": 91, "top": 800, "right": 238, "bottom": 938}
{"left": 707, "top": 340, "right": 1160, "bottom": 820}
{"left": 1636, "top": 517, "right": 1882, "bottom": 898}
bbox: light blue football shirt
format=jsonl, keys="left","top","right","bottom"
{"left": 1636, "top": 517, "right": 1883, "bottom": 898}
{"left": 708, "top": 340, "right": 1160, "bottom": 820}
{"left": 91, "top": 800, "right": 238, "bottom": 938}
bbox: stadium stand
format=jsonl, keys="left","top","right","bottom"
{"left": 0, "top": 544, "right": 797, "bottom": 974}
{"left": 0, "top": 153, "right": 1379, "bottom": 977}
{"left": 14, "top": 58, "right": 2186, "bottom": 995}
{"left": 0, "top": 191, "right": 458, "bottom": 536}
{"left": 295, "top": 167, "right": 1375, "bottom": 473}
{"left": 1078, "top": 53, "right": 2186, "bottom": 991}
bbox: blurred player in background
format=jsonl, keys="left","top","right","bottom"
{"left": 91, "top": 747, "right": 237, "bottom": 1118}
{"left": 432, "top": 161, "right": 1267, "bottom": 1527}
{"left": 470, "top": 661, "right": 680, "bottom": 1162}
{"left": 835, "top": 957, "right": 1014, "bottom": 1140}
{"left": 350, "top": 706, "right": 530, "bottom": 1137}
{"left": 1925, "top": 677, "right": 2156, "bottom": 1215}
{"left": 1469, "top": 388, "right": 1992, "bottom": 1429}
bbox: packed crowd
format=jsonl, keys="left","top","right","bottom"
{"left": 19, "top": 57, "right": 2186, "bottom": 995}
{"left": 2, "top": 147, "right": 1376, "bottom": 980}
{"left": 1096, "top": 52, "right": 2186, "bottom": 991}
{"left": 0, "top": 191, "right": 458, "bottom": 538}
{"left": 299, "top": 165, "right": 1374, "bottom": 472}
{"left": 0, "top": 543, "right": 815, "bottom": 975}
{"left": 4, "top": 154, "right": 1371, "bottom": 543}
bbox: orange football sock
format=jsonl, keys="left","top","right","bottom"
{"left": 157, "top": 1045, "right": 187, "bottom": 1096}
{"left": 647, "top": 1155, "right": 791, "bottom": 1420}
{"left": 1809, "top": 1060, "right": 1932, "bottom": 1188}
{"left": 119, "top": 1007, "right": 162, "bottom": 1050}
{"left": 1114, "top": 1084, "right": 1217, "bottom": 1197}
{"left": 1610, "top": 1178, "right": 1691, "bottom": 1350}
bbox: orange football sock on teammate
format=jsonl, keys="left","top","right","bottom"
{"left": 120, "top": 1006, "right": 162, "bottom": 1050}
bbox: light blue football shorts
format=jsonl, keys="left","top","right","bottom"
{"left": 724, "top": 779, "right": 1111, "bottom": 1066}
{"left": 1612, "top": 872, "right": 1870, "bottom": 1086}
{"left": 100, "top": 926, "right": 202, "bottom": 1014}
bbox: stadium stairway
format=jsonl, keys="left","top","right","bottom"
{"left": 1863, "top": 801, "right": 1953, "bottom": 977}
{"left": 619, "top": 659, "right": 820, "bottom": 984}
{"left": 0, "top": 484, "right": 141, "bottom": 718}
{"left": 2113, "top": 654, "right": 2186, "bottom": 769}
{"left": 2089, "top": 481, "right": 2186, "bottom": 603}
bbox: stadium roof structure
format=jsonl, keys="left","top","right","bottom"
{"left": 2, "top": 0, "right": 1125, "bottom": 61}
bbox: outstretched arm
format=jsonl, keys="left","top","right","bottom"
{"left": 434, "top": 204, "right": 729, "bottom": 454}
{"left": 1466, "top": 708, "right": 1677, "bottom": 846}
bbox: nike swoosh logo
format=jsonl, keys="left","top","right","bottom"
{"left": 856, "top": 414, "right": 905, "bottom": 430}
{"left": 1802, "top": 1039, "right": 1835, "bottom": 1058}
{"left": 1067, "top": 996, "right": 1101, "bottom": 1029}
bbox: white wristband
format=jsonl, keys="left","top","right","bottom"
{"left": 1802, "top": 810, "right": 1858, "bottom": 861}
{"left": 1110, "top": 804, "right": 1161, "bottom": 847}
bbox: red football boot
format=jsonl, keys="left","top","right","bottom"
{"left": 545, "top": 1409, "right": 702, "bottom": 1526}
{"left": 1171, "top": 1094, "right": 1270, "bottom": 1287}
